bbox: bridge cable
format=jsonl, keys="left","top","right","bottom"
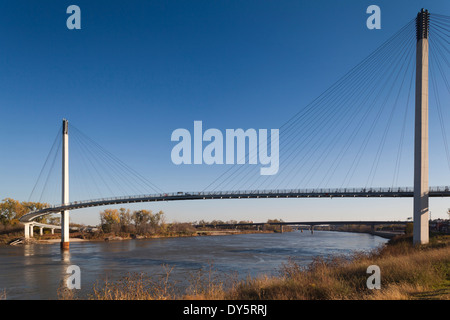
{"left": 70, "top": 127, "right": 137, "bottom": 198}
{"left": 254, "top": 18, "right": 415, "bottom": 191}
{"left": 307, "top": 22, "right": 415, "bottom": 190}
{"left": 312, "top": 22, "right": 415, "bottom": 190}
{"left": 69, "top": 124, "right": 164, "bottom": 197}
{"left": 202, "top": 18, "right": 416, "bottom": 192}
{"left": 365, "top": 34, "right": 416, "bottom": 188}
{"left": 243, "top": 25, "right": 413, "bottom": 192}
{"left": 71, "top": 124, "right": 165, "bottom": 194}
{"left": 340, "top": 24, "right": 415, "bottom": 188}
{"left": 429, "top": 25, "right": 450, "bottom": 177}
{"left": 70, "top": 130, "right": 106, "bottom": 200}
{"left": 203, "top": 18, "right": 411, "bottom": 192}
{"left": 28, "top": 124, "right": 62, "bottom": 202}
{"left": 391, "top": 55, "right": 415, "bottom": 189}
{"left": 38, "top": 133, "right": 61, "bottom": 204}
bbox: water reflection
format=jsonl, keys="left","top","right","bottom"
{"left": 23, "top": 245, "right": 35, "bottom": 257}
{"left": 61, "top": 249, "right": 71, "bottom": 262}
{"left": 0, "top": 231, "right": 387, "bottom": 299}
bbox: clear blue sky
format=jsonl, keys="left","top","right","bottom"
{"left": 1, "top": 0, "right": 450, "bottom": 225}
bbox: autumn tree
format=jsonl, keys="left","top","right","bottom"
{"left": 265, "top": 219, "right": 285, "bottom": 232}
{"left": 149, "top": 210, "right": 166, "bottom": 233}
{"left": 99, "top": 209, "right": 120, "bottom": 233}
{"left": 118, "top": 208, "right": 132, "bottom": 233}
{"left": 47, "top": 215, "right": 61, "bottom": 225}
{"left": 0, "top": 198, "right": 49, "bottom": 227}
{"left": 98, "top": 208, "right": 167, "bottom": 235}
{"left": 132, "top": 209, "right": 152, "bottom": 233}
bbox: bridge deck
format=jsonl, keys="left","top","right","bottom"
{"left": 19, "top": 186, "right": 450, "bottom": 222}
{"left": 196, "top": 220, "right": 409, "bottom": 228}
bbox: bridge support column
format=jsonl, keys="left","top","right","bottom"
{"left": 413, "top": 9, "right": 430, "bottom": 245}
{"left": 39, "top": 227, "right": 43, "bottom": 236}
{"left": 280, "top": 225, "right": 283, "bottom": 233}
{"left": 24, "top": 223, "right": 31, "bottom": 239}
{"left": 61, "top": 119, "right": 70, "bottom": 250}
{"left": 61, "top": 211, "right": 70, "bottom": 249}
{"left": 29, "top": 224, "right": 34, "bottom": 238}
{"left": 310, "top": 226, "right": 314, "bottom": 234}
{"left": 51, "top": 228, "right": 54, "bottom": 235}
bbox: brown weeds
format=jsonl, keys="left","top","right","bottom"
{"left": 229, "top": 235, "right": 450, "bottom": 300}
{"left": 59, "top": 234, "right": 450, "bottom": 300}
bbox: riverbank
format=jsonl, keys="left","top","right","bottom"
{"left": 211, "top": 233, "right": 450, "bottom": 300}
{"left": 311, "top": 224, "right": 406, "bottom": 239}
{"left": 72, "top": 233, "right": 449, "bottom": 300}
{"left": 327, "top": 228, "right": 404, "bottom": 239}
{"left": 2, "top": 228, "right": 278, "bottom": 246}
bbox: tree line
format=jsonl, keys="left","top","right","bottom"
{"left": 195, "top": 218, "right": 290, "bottom": 232}
{"left": 0, "top": 198, "right": 52, "bottom": 228}
{"left": 99, "top": 208, "right": 166, "bottom": 234}
{"left": 0, "top": 198, "right": 287, "bottom": 235}
{"left": 99, "top": 208, "right": 201, "bottom": 236}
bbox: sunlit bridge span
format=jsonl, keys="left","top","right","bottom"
{"left": 19, "top": 186, "right": 450, "bottom": 222}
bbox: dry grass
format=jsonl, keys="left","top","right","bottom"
{"left": 229, "top": 234, "right": 450, "bottom": 300}
{"left": 182, "top": 263, "right": 238, "bottom": 300}
{"left": 84, "top": 263, "right": 240, "bottom": 300}
{"left": 60, "top": 234, "right": 450, "bottom": 300}
{"left": 89, "top": 265, "right": 178, "bottom": 300}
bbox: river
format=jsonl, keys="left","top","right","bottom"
{"left": 0, "top": 230, "right": 387, "bottom": 299}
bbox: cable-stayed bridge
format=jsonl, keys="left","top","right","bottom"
{"left": 19, "top": 10, "right": 450, "bottom": 248}
{"left": 19, "top": 186, "right": 450, "bottom": 222}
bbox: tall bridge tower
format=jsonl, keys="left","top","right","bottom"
{"left": 413, "top": 9, "right": 430, "bottom": 245}
{"left": 61, "top": 119, "right": 70, "bottom": 250}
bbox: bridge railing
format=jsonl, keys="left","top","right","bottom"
{"left": 32, "top": 185, "right": 450, "bottom": 213}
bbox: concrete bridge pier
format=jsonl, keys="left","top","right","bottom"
{"left": 23, "top": 222, "right": 32, "bottom": 239}
{"left": 61, "top": 211, "right": 70, "bottom": 250}
{"left": 310, "top": 226, "right": 314, "bottom": 234}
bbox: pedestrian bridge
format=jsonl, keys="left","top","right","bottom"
{"left": 19, "top": 10, "right": 450, "bottom": 248}
{"left": 22, "top": 221, "right": 77, "bottom": 238}
{"left": 20, "top": 185, "right": 450, "bottom": 223}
